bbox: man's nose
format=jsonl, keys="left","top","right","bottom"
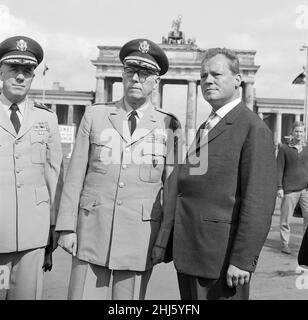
{"left": 204, "top": 74, "right": 214, "bottom": 84}
{"left": 132, "top": 72, "right": 140, "bottom": 82}
{"left": 16, "top": 72, "right": 25, "bottom": 81}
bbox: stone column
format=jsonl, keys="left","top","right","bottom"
{"left": 95, "top": 76, "right": 105, "bottom": 103}
{"left": 185, "top": 81, "right": 198, "bottom": 147}
{"left": 159, "top": 83, "right": 164, "bottom": 109}
{"left": 295, "top": 114, "right": 301, "bottom": 122}
{"left": 105, "top": 80, "right": 113, "bottom": 102}
{"left": 151, "top": 83, "right": 161, "bottom": 108}
{"left": 275, "top": 112, "right": 282, "bottom": 146}
{"left": 68, "top": 105, "right": 74, "bottom": 125}
{"left": 242, "top": 82, "right": 254, "bottom": 110}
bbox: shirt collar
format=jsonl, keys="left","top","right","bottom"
{"left": 215, "top": 97, "right": 241, "bottom": 119}
{"left": 0, "top": 92, "right": 26, "bottom": 116}
{"left": 124, "top": 99, "right": 149, "bottom": 119}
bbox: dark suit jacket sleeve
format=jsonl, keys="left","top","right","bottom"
{"left": 298, "top": 227, "right": 308, "bottom": 266}
{"left": 276, "top": 145, "right": 285, "bottom": 190}
{"left": 154, "top": 117, "right": 183, "bottom": 250}
{"left": 55, "top": 107, "right": 92, "bottom": 232}
{"left": 229, "top": 124, "right": 277, "bottom": 272}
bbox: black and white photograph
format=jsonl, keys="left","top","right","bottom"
{"left": 1, "top": 0, "right": 308, "bottom": 307}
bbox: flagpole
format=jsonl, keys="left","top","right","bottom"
{"left": 301, "top": 45, "right": 308, "bottom": 140}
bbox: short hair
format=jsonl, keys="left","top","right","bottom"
{"left": 293, "top": 120, "right": 305, "bottom": 130}
{"left": 201, "top": 48, "right": 240, "bottom": 75}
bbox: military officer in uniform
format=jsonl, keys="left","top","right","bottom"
{"left": 0, "top": 36, "right": 63, "bottom": 299}
{"left": 56, "top": 38, "right": 182, "bottom": 300}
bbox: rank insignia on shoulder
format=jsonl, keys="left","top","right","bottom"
{"left": 34, "top": 102, "right": 53, "bottom": 112}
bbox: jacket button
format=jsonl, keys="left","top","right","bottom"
{"left": 119, "top": 182, "right": 125, "bottom": 188}
{"left": 117, "top": 200, "right": 123, "bottom": 206}
{"left": 16, "top": 183, "right": 22, "bottom": 188}
{"left": 16, "top": 168, "right": 22, "bottom": 173}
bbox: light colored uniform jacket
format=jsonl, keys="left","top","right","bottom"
{"left": 0, "top": 99, "right": 62, "bottom": 253}
{"left": 55, "top": 99, "right": 181, "bottom": 271}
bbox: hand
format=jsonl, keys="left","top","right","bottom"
{"left": 277, "top": 189, "right": 284, "bottom": 199}
{"left": 151, "top": 246, "right": 166, "bottom": 265}
{"left": 58, "top": 231, "right": 77, "bottom": 256}
{"left": 226, "top": 264, "right": 250, "bottom": 288}
{"left": 49, "top": 226, "right": 60, "bottom": 252}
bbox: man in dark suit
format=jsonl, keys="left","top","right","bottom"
{"left": 152, "top": 48, "right": 277, "bottom": 300}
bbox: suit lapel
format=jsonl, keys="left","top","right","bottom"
{"left": 130, "top": 103, "right": 158, "bottom": 145}
{"left": 108, "top": 99, "right": 131, "bottom": 143}
{"left": 0, "top": 103, "right": 17, "bottom": 137}
{"left": 187, "top": 102, "right": 244, "bottom": 157}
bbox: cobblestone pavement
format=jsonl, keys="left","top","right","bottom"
{"left": 43, "top": 199, "right": 308, "bottom": 300}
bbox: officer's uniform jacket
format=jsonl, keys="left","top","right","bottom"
{"left": 55, "top": 99, "right": 181, "bottom": 271}
{"left": 0, "top": 99, "right": 62, "bottom": 253}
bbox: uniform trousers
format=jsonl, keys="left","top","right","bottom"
{"left": 280, "top": 189, "right": 308, "bottom": 246}
{"left": 68, "top": 256, "right": 152, "bottom": 300}
{"left": 177, "top": 272, "right": 249, "bottom": 300}
{"left": 0, "top": 248, "right": 45, "bottom": 300}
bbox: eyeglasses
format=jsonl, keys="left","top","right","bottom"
{"left": 123, "top": 67, "right": 158, "bottom": 83}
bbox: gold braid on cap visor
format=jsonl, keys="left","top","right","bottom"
{"left": 124, "top": 56, "right": 160, "bottom": 72}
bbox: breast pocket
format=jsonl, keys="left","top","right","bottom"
{"left": 90, "top": 136, "right": 113, "bottom": 174}
{"left": 139, "top": 143, "right": 166, "bottom": 183}
{"left": 30, "top": 132, "right": 48, "bottom": 164}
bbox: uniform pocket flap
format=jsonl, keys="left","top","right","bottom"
{"left": 142, "top": 142, "right": 166, "bottom": 157}
{"left": 30, "top": 131, "right": 48, "bottom": 144}
{"left": 90, "top": 135, "right": 112, "bottom": 148}
{"left": 35, "top": 186, "right": 50, "bottom": 205}
{"left": 142, "top": 202, "right": 162, "bottom": 221}
{"left": 79, "top": 195, "right": 98, "bottom": 211}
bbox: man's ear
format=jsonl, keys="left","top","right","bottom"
{"left": 153, "top": 76, "right": 160, "bottom": 89}
{"left": 234, "top": 73, "right": 242, "bottom": 89}
{"left": 0, "top": 64, "right": 4, "bottom": 81}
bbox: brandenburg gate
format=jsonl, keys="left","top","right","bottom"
{"left": 92, "top": 19, "right": 259, "bottom": 145}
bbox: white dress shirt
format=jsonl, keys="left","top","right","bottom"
{"left": 200, "top": 97, "right": 242, "bottom": 139}
{"left": 124, "top": 99, "right": 149, "bottom": 123}
{"left": 0, "top": 93, "right": 26, "bottom": 123}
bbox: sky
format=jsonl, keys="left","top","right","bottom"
{"left": 1, "top": 0, "right": 308, "bottom": 124}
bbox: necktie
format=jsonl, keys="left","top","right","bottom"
{"left": 10, "top": 103, "right": 21, "bottom": 134}
{"left": 196, "top": 109, "right": 217, "bottom": 148}
{"left": 128, "top": 110, "right": 138, "bottom": 135}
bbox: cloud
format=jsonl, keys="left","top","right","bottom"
{"left": 0, "top": 5, "right": 26, "bottom": 36}
{"left": 225, "top": 33, "right": 259, "bottom": 51}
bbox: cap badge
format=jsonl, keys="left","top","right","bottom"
{"left": 16, "top": 39, "right": 27, "bottom": 52}
{"left": 139, "top": 41, "right": 149, "bottom": 54}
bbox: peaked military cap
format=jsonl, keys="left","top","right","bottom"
{"left": 0, "top": 36, "right": 43, "bottom": 67}
{"left": 119, "top": 38, "right": 169, "bottom": 75}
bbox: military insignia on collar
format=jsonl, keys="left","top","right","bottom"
{"left": 16, "top": 39, "right": 28, "bottom": 52}
{"left": 139, "top": 41, "right": 150, "bottom": 54}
